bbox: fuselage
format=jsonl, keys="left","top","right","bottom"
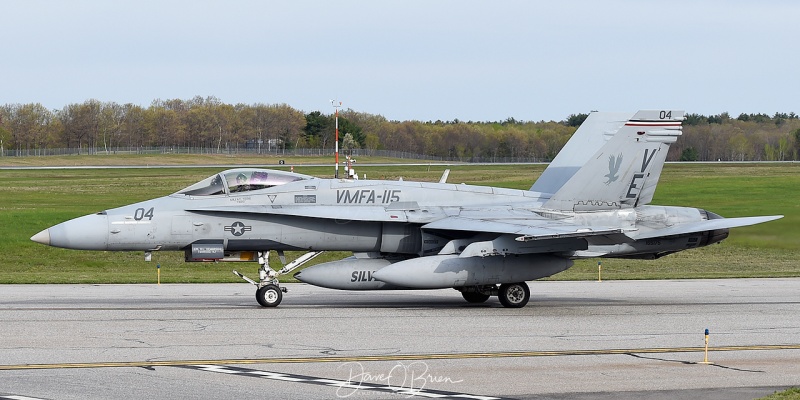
{"left": 31, "top": 168, "right": 724, "bottom": 261}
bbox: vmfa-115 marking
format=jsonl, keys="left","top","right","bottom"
{"left": 31, "top": 110, "right": 782, "bottom": 308}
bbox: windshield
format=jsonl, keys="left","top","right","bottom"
{"left": 176, "top": 168, "right": 310, "bottom": 196}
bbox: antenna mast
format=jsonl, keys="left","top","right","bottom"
{"left": 330, "top": 100, "right": 342, "bottom": 178}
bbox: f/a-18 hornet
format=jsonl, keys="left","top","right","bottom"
{"left": 31, "top": 110, "right": 782, "bottom": 308}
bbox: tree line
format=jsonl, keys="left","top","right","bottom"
{"left": 2, "top": 96, "right": 799, "bottom": 161}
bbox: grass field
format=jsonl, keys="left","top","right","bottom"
{"left": 757, "top": 387, "right": 800, "bottom": 400}
{"left": 1, "top": 157, "right": 798, "bottom": 284}
{"left": 0, "top": 153, "right": 422, "bottom": 168}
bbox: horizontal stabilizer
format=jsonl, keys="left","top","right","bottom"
{"left": 628, "top": 215, "right": 783, "bottom": 240}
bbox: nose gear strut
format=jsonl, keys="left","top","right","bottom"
{"left": 233, "top": 250, "right": 324, "bottom": 307}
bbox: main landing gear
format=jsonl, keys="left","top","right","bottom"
{"left": 457, "top": 282, "right": 531, "bottom": 308}
{"left": 234, "top": 250, "right": 323, "bottom": 307}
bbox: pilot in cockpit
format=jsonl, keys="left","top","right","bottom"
{"left": 231, "top": 173, "right": 250, "bottom": 192}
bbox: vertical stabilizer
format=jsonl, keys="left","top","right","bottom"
{"left": 531, "top": 112, "right": 633, "bottom": 194}
{"left": 542, "top": 110, "right": 684, "bottom": 212}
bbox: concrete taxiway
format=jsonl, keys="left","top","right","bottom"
{"left": 1, "top": 279, "right": 799, "bottom": 399}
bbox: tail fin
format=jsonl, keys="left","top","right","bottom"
{"left": 531, "top": 111, "right": 633, "bottom": 194}
{"left": 542, "top": 110, "right": 684, "bottom": 212}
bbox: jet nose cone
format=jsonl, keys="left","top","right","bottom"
{"left": 37, "top": 213, "right": 110, "bottom": 250}
{"left": 31, "top": 229, "right": 51, "bottom": 246}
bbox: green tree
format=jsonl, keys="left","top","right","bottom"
{"left": 683, "top": 113, "right": 708, "bottom": 126}
{"left": 303, "top": 111, "right": 332, "bottom": 148}
{"left": 778, "top": 136, "right": 789, "bottom": 161}
{"left": 337, "top": 117, "right": 364, "bottom": 148}
{"left": 792, "top": 128, "right": 800, "bottom": 160}
{"left": 341, "top": 132, "right": 357, "bottom": 152}
{"left": 564, "top": 113, "right": 588, "bottom": 127}
{"left": 0, "top": 120, "right": 8, "bottom": 155}
{"left": 679, "top": 147, "right": 699, "bottom": 161}
{"left": 729, "top": 133, "right": 752, "bottom": 161}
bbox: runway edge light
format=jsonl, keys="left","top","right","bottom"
{"left": 597, "top": 261, "right": 602, "bottom": 282}
{"left": 701, "top": 328, "right": 712, "bottom": 364}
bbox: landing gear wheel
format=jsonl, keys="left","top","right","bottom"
{"left": 498, "top": 282, "right": 530, "bottom": 308}
{"left": 461, "top": 291, "right": 491, "bottom": 303}
{"left": 256, "top": 284, "right": 282, "bottom": 307}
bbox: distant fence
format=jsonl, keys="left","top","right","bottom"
{"left": 0, "top": 146, "right": 549, "bottom": 163}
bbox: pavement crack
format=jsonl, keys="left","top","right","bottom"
{"left": 627, "top": 353, "right": 695, "bottom": 365}
{"left": 627, "top": 353, "right": 765, "bottom": 373}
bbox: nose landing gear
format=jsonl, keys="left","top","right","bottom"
{"left": 233, "top": 250, "right": 324, "bottom": 307}
{"left": 255, "top": 284, "right": 283, "bottom": 307}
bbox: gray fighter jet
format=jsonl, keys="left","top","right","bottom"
{"left": 31, "top": 110, "right": 782, "bottom": 308}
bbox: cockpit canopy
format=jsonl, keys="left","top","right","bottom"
{"left": 176, "top": 168, "right": 311, "bottom": 196}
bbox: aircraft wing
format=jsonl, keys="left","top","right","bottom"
{"left": 422, "top": 215, "right": 625, "bottom": 242}
{"left": 628, "top": 215, "right": 783, "bottom": 240}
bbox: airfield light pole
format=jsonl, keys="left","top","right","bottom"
{"left": 331, "top": 100, "right": 342, "bottom": 178}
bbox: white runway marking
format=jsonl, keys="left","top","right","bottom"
{"left": 181, "top": 364, "right": 506, "bottom": 399}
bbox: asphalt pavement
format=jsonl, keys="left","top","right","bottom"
{"left": 1, "top": 279, "right": 799, "bottom": 399}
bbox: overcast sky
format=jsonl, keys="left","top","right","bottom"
{"left": 3, "top": 0, "right": 799, "bottom": 122}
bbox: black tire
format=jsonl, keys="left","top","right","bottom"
{"left": 461, "top": 291, "right": 491, "bottom": 303}
{"left": 498, "top": 282, "right": 530, "bottom": 308}
{"left": 256, "top": 284, "right": 282, "bottom": 307}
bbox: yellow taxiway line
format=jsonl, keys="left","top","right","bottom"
{"left": 2, "top": 344, "right": 799, "bottom": 371}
